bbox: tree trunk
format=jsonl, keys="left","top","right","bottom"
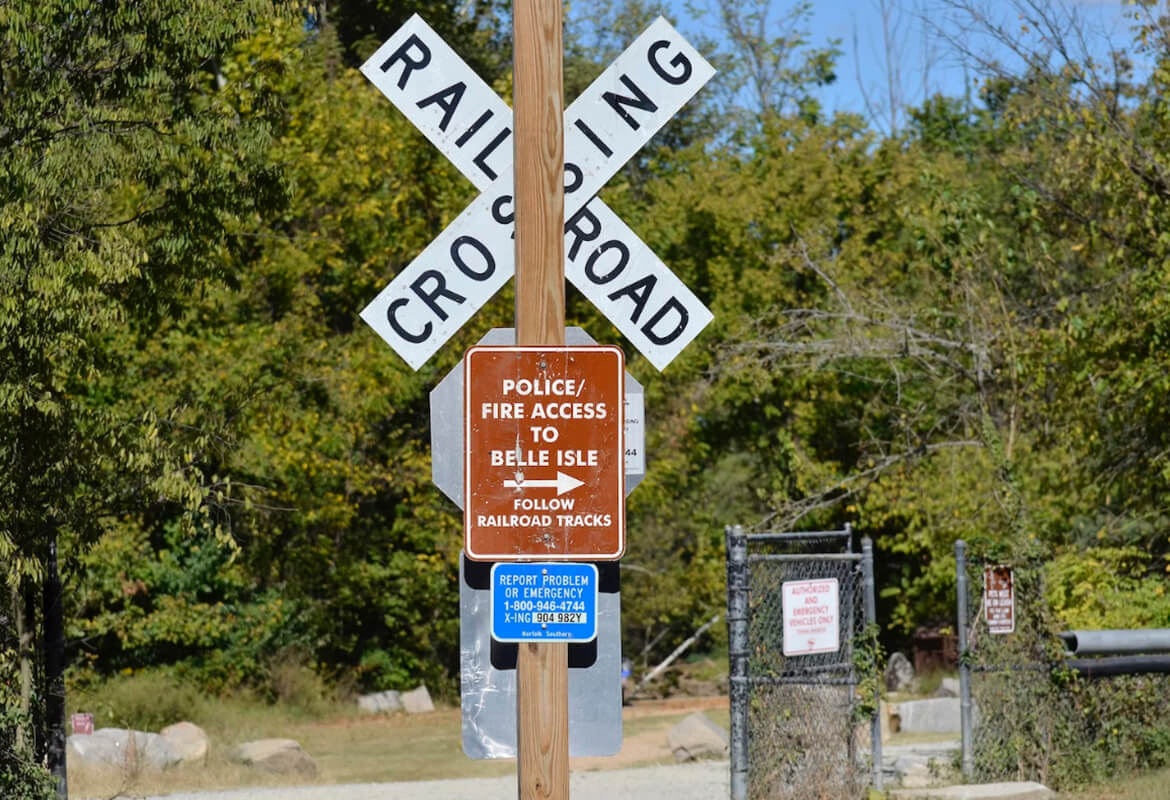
{"left": 13, "top": 575, "right": 35, "bottom": 753}
{"left": 23, "top": 575, "right": 41, "bottom": 759}
{"left": 43, "top": 533, "right": 68, "bottom": 799}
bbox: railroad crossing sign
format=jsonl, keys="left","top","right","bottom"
{"left": 358, "top": 14, "right": 715, "bottom": 371}
{"left": 465, "top": 345, "right": 624, "bottom": 561}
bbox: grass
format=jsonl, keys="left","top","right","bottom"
{"left": 65, "top": 670, "right": 1170, "bottom": 800}
{"left": 293, "top": 709, "right": 515, "bottom": 784}
{"left": 68, "top": 704, "right": 522, "bottom": 798}
{"left": 884, "top": 731, "right": 959, "bottom": 747}
{"left": 67, "top": 670, "right": 732, "bottom": 799}
{"left": 1059, "top": 767, "right": 1170, "bottom": 800}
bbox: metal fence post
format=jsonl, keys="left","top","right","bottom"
{"left": 726, "top": 525, "right": 749, "bottom": 800}
{"left": 956, "top": 539, "right": 974, "bottom": 781}
{"left": 861, "top": 537, "right": 883, "bottom": 791}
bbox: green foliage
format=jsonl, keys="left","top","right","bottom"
{"left": 0, "top": 708, "right": 55, "bottom": 800}
{"left": 70, "top": 670, "right": 207, "bottom": 733}
{"left": 850, "top": 623, "right": 884, "bottom": 724}
{"left": 328, "top": 0, "right": 511, "bottom": 75}
{"left": 975, "top": 671, "right": 1170, "bottom": 790}
{"left": 64, "top": 17, "right": 477, "bottom": 692}
{"left": 1, "top": 0, "right": 290, "bottom": 568}
{"left": 69, "top": 520, "right": 309, "bottom": 692}
{"left": 1046, "top": 547, "right": 1170, "bottom": 630}
{"left": 6, "top": 0, "right": 1170, "bottom": 733}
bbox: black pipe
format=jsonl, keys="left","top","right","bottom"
{"left": 1059, "top": 629, "right": 1170, "bottom": 655}
{"left": 1064, "top": 655, "right": 1170, "bottom": 678}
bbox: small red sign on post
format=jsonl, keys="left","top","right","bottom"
{"left": 465, "top": 345, "right": 624, "bottom": 561}
{"left": 984, "top": 566, "right": 1015, "bottom": 634}
{"left": 71, "top": 713, "right": 94, "bottom": 735}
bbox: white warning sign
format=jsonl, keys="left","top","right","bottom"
{"left": 782, "top": 578, "right": 840, "bottom": 656}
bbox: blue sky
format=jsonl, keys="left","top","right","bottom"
{"left": 661, "top": 0, "right": 1136, "bottom": 131}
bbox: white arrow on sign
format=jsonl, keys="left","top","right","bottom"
{"left": 503, "top": 471, "right": 585, "bottom": 496}
{"left": 359, "top": 15, "right": 715, "bottom": 371}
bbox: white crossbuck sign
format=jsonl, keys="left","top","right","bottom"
{"left": 359, "top": 15, "right": 715, "bottom": 371}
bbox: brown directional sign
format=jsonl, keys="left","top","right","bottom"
{"left": 465, "top": 345, "right": 625, "bottom": 561}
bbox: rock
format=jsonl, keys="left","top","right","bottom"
{"left": 358, "top": 690, "right": 404, "bottom": 714}
{"left": 934, "top": 677, "right": 961, "bottom": 698}
{"left": 894, "top": 755, "right": 934, "bottom": 788}
{"left": 886, "top": 651, "right": 915, "bottom": 692}
{"left": 401, "top": 684, "right": 435, "bottom": 714}
{"left": 67, "top": 728, "right": 180, "bottom": 770}
{"left": 887, "top": 698, "right": 960, "bottom": 734}
{"left": 893, "top": 753, "right": 955, "bottom": 789}
{"left": 67, "top": 733, "right": 124, "bottom": 768}
{"left": 160, "top": 721, "right": 209, "bottom": 765}
{"left": 667, "top": 712, "right": 729, "bottom": 762}
{"left": 230, "top": 738, "right": 317, "bottom": 778}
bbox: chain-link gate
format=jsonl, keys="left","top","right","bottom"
{"left": 954, "top": 540, "right": 1170, "bottom": 789}
{"left": 726, "top": 525, "right": 881, "bottom": 800}
{"left": 955, "top": 539, "right": 1066, "bottom": 785}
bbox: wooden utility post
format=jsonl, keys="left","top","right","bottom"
{"left": 514, "top": 0, "right": 565, "bottom": 347}
{"left": 512, "top": 1, "right": 569, "bottom": 799}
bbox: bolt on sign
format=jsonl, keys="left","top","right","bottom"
{"left": 782, "top": 578, "right": 841, "bottom": 657}
{"left": 465, "top": 346, "right": 624, "bottom": 561}
{"left": 984, "top": 566, "right": 1015, "bottom": 634}
{"left": 357, "top": 15, "right": 715, "bottom": 371}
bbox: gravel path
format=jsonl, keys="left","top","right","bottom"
{"left": 147, "top": 761, "right": 729, "bottom": 800}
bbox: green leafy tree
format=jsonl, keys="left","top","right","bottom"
{"left": 68, "top": 17, "right": 513, "bottom": 693}
{"left": 1, "top": 0, "right": 290, "bottom": 788}
{"left": 326, "top": 0, "right": 511, "bottom": 75}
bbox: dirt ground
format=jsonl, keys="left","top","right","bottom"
{"left": 571, "top": 695, "right": 729, "bottom": 771}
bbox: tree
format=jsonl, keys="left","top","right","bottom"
{"left": 65, "top": 16, "right": 511, "bottom": 694}
{"left": 687, "top": 0, "right": 841, "bottom": 125}
{"left": 1, "top": 1, "right": 290, "bottom": 792}
{"left": 326, "top": 0, "right": 511, "bottom": 75}
{"left": 645, "top": 0, "right": 1170, "bottom": 633}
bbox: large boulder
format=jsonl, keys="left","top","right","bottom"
{"left": 358, "top": 690, "right": 404, "bottom": 714}
{"left": 230, "top": 738, "right": 317, "bottom": 778}
{"left": 68, "top": 728, "right": 180, "bottom": 770}
{"left": 667, "top": 712, "right": 729, "bottom": 762}
{"left": 401, "top": 685, "right": 435, "bottom": 714}
{"left": 67, "top": 733, "right": 123, "bottom": 768}
{"left": 160, "top": 721, "right": 209, "bottom": 765}
{"left": 885, "top": 652, "right": 915, "bottom": 692}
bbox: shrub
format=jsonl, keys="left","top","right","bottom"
{"left": 69, "top": 669, "right": 207, "bottom": 732}
{"left": 0, "top": 708, "right": 55, "bottom": 800}
{"left": 264, "top": 647, "right": 334, "bottom": 716}
{"left": 974, "top": 670, "right": 1170, "bottom": 789}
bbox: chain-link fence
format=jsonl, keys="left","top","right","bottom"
{"left": 727, "top": 525, "right": 881, "bottom": 800}
{"left": 956, "top": 540, "right": 1170, "bottom": 789}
